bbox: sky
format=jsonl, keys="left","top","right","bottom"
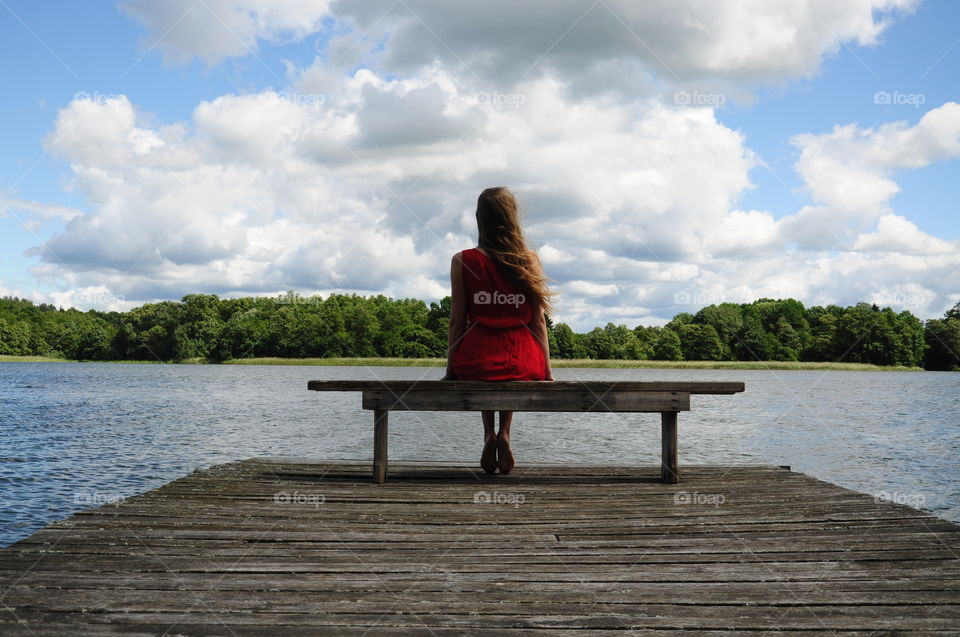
{"left": 0, "top": 0, "right": 958, "bottom": 331}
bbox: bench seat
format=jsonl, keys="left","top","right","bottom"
{"left": 308, "top": 380, "right": 745, "bottom": 483}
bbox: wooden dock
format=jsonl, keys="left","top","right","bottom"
{"left": 1, "top": 459, "right": 958, "bottom": 635}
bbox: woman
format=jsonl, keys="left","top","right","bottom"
{"left": 443, "top": 187, "right": 555, "bottom": 475}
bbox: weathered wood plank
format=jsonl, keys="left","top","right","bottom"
{"left": 1, "top": 459, "right": 957, "bottom": 635}
{"left": 361, "top": 389, "right": 689, "bottom": 411}
{"left": 3, "top": 609, "right": 960, "bottom": 630}
{"left": 309, "top": 380, "right": 745, "bottom": 394}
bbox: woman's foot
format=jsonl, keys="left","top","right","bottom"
{"left": 481, "top": 435, "right": 498, "bottom": 474}
{"left": 497, "top": 435, "right": 515, "bottom": 474}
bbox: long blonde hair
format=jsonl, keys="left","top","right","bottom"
{"left": 475, "top": 187, "right": 556, "bottom": 316}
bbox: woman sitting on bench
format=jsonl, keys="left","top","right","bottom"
{"left": 442, "top": 187, "right": 556, "bottom": 474}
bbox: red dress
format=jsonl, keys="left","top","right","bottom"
{"left": 451, "top": 248, "right": 547, "bottom": 381}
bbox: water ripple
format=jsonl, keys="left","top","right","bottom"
{"left": 1, "top": 363, "right": 958, "bottom": 546}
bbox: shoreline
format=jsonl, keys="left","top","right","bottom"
{"left": 0, "top": 355, "right": 924, "bottom": 371}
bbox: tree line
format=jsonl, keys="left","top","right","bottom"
{"left": 1, "top": 293, "right": 958, "bottom": 370}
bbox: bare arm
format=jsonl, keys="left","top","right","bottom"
{"left": 528, "top": 309, "right": 554, "bottom": 380}
{"left": 443, "top": 252, "right": 468, "bottom": 380}
{"left": 526, "top": 251, "right": 554, "bottom": 381}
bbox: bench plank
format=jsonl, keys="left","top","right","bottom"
{"left": 361, "top": 389, "right": 689, "bottom": 412}
{"left": 309, "top": 380, "right": 744, "bottom": 394}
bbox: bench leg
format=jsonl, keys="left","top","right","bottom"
{"left": 660, "top": 411, "right": 679, "bottom": 484}
{"left": 373, "top": 409, "right": 388, "bottom": 484}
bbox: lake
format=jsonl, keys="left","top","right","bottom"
{"left": 1, "top": 362, "right": 958, "bottom": 547}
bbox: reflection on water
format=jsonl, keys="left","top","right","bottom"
{"left": 1, "top": 362, "right": 958, "bottom": 546}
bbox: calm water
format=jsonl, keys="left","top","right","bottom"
{"left": 1, "top": 362, "right": 958, "bottom": 546}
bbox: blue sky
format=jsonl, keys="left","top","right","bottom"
{"left": 718, "top": 0, "right": 960, "bottom": 235}
{"left": 1, "top": 0, "right": 958, "bottom": 328}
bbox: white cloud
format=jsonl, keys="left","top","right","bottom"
{"left": 1, "top": 198, "right": 84, "bottom": 235}
{"left": 46, "top": 286, "right": 130, "bottom": 312}
{"left": 20, "top": 0, "right": 959, "bottom": 329}
{"left": 118, "top": 0, "right": 331, "bottom": 65}
{"left": 0, "top": 278, "right": 22, "bottom": 299}
{"left": 564, "top": 281, "right": 619, "bottom": 298}
{"left": 781, "top": 101, "right": 960, "bottom": 250}
{"left": 705, "top": 209, "right": 780, "bottom": 256}
{"left": 328, "top": 0, "right": 917, "bottom": 97}
{"left": 33, "top": 88, "right": 960, "bottom": 327}
{"left": 853, "top": 214, "right": 956, "bottom": 255}
{"left": 33, "top": 80, "right": 758, "bottom": 319}
{"left": 1, "top": 198, "right": 83, "bottom": 224}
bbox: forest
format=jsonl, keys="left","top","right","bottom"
{"left": 1, "top": 293, "right": 958, "bottom": 370}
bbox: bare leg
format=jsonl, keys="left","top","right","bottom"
{"left": 480, "top": 410, "right": 497, "bottom": 474}
{"left": 497, "top": 410, "right": 515, "bottom": 474}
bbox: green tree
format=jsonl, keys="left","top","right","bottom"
{"left": 583, "top": 327, "right": 613, "bottom": 359}
{"left": 212, "top": 307, "right": 270, "bottom": 360}
{"left": 630, "top": 326, "right": 656, "bottom": 360}
{"left": 0, "top": 318, "right": 32, "bottom": 355}
{"left": 806, "top": 305, "right": 843, "bottom": 361}
{"left": 342, "top": 297, "right": 379, "bottom": 357}
{"left": 925, "top": 302, "right": 960, "bottom": 370}
{"left": 694, "top": 303, "right": 743, "bottom": 360}
{"left": 75, "top": 320, "right": 117, "bottom": 360}
{"left": 676, "top": 323, "right": 724, "bottom": 361}
{"left": 735, "top": 305, "right": 773, "bottom": 361}
{"left": 551, "top": 322, "right": 588, "bottom": 359}
{"left": 652, "top": 328, "right": 683, "bottom": 361}
{"left": 602, "top": 323, "right": 640, "bottom": 359}
{"left": 177, "top": 294, "right": 225, "bottom": 358}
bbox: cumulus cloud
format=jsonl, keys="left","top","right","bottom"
{"left": 1, "top": 199, "right": 82, "bottom": 223}
{"left": 34, "top": 78, "right": 751, "bottom": 301}
{"left": 781, "top": 101, "right": 960, "bottom": 250}
{"left": 21, "top": 0, "right": 959, "bottom": 328}
{"left": 1, "top": 198, "right": 83, "bottom": 234}
{"left": 853, "top": 214, "right": 956, "bottom": 255}
{"left": 122, "top": 0, "right": 918, "bottom": 99}
{"left": 34, "top": 89, "right": 960, "bottom": 327}
{"left": 46, "top": 286, "right": 130, "bottom": 312}
{"left": 118, "top": 0, "right": 331, "bottom": 65}
{"left": 0, "top": 278, "right": 24, "bottom": 299}
{"left": 326, "top": 0, "right": 917, "bottom": 97}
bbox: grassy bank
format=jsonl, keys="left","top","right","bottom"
{"left": 0, "top": 355, "right": 161, "bottom": 364}
{"left": 0, "top": 355, "right": 71, "bottom": 363}
{"left": 0, "top": 355, "right": 923, "bottom": 371}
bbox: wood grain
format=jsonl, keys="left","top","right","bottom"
{"left": 309, "top": 380, "right": 745, "bottom": 394}
{"left": 1, "top": 459, "right": 957, "bottom": 635}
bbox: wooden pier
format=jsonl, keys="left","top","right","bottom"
{"left": 1, "top": 459, "right": 958, "bottom": 635}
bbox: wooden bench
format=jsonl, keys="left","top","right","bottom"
{"left": 307, "top": 380, "right": 745, "bottom": 484}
